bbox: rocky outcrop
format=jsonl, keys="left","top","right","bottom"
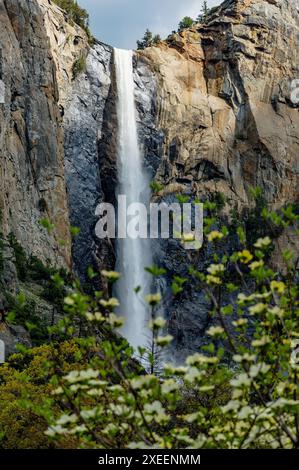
{"left": 0, "top": 0, "right": 87, "bottom": 353}
{"left": 0, "top": 0, "right": 116, "bottom": 354}
{"left": 38, "top": 0, "right": 114, "bottom": 283}
{"left": 63, "top": 43, "right": 114, "bottom": 283}
{"left": 0, "top": 0, "right": 72, "bottom": 267}
{"left": 137, "top": 0, "right": 299, "bottom": 210}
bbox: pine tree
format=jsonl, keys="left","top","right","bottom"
{"left": 197, "top": 1, "right": 210, "bottom": 23}
{"left": 153, "top": 34, "right": 162, "bottom": 46}
{"left": 137, "top": 29, "right": 161, "bottom": 50}
{"left": 137, "top": 29, "right": 152, "bottom": 50}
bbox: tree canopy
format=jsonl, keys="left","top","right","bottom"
{"left": 137, "top": 29, "right": 161, "bottom": 50}
{"left": 178, "top": 16, "right": 194, "bottom": 32}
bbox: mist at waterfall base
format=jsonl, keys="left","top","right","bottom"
{"left": 114, "top": 48, "right": 153, "bottom": 351}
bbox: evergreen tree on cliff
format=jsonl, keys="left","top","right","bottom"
{"left": 197, "top": 1, "right": 210, "bottom": 22}
{"left": 137, "top": 29, "right": 161, "bottom": 50}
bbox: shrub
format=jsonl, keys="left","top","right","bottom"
{"left": 0, "top": 341, "right": 88, "bottom": 449}
{"left": 8, "top": 233, "right": 28, "bottom": 281}
{"left": 5, "top": 292, "right": 49, "bottom": 346}
{"left": 40, "top": 200, "right": 299, "bottom": 448}
{"left": 72, "top": 55, "right": 86, "bottom": 79}
{"left": 150, "top": 180, "right": 164, "bottom": 194}
{"left": 27, "top": 255, "right": 53, "bottom": 281}
{"left": 178, "top": 16, "right": 194, "bottom": 32}
{"left": 197, "top": 1, "right": 210, "bottom": 23}
{"left": 2, "top": 196, "right": 298, "bottom": 449}
{"left": 52, "top": 1, "right": 94, "bottom": 45}
{"left": 3, "top": 233, "right": 70, "bottom": 335}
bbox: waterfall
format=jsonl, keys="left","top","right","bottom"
{"left": 114, "top": 48, "right": 152, "bottom": 350}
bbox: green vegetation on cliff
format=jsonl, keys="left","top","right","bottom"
{"left": 0, "top": 232, "right": 72, "bottom": 346}
{"left": 52, "top": 0, "right": 89, "bottom": 30}
{"left": 52, "top": 0, "right": 94, "bottom": 43}
{"left": 137, "top": 29, "right": 161, "bottom": 50}
{"left": 136, "top": 1, "right": 213, "bottom": 50}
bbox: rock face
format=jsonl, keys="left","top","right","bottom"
{"left": 63, "top": 42, "right": 114, "bottom": 283}
{"left": 0, "top": 0, "right": 87, "bottom": 352}
{"left": 137, "top": 0, "right": 299, "bottom": 210}
{"left": 36, "top": 0, "right": 115, "bottom": 283}
{"left": 0, "top": 0, "right": 115, "bottom": 351}
{"left": 0, "top": 0, "right": 298, "bottom": 358}
{"left": 0, "top": 0, "right": 71, "bottom": 267}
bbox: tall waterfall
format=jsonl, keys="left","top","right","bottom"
{"left": 114, "top": 48, "right": 152, "bottom": 350}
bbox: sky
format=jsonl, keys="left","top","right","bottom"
{"left": 79, "top": 0, "right": 222, "bottom": 49}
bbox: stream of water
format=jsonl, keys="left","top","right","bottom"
{"left": 114, "top": 48, "right": 152, "bottom": 350}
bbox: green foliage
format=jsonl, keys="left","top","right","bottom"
{"left": 8, "top": 233, "right": 28, "bottom": 281}
{"left": 1, "top": 197, "right": 298, "bottom": 449}
{"left": 2, "top": 233, "right": 71, "bottom": 342}
{"left": 5, "top": 292, "right": 49, "bottom": 346}
{"left": 0, "top": 341, "right": 88, "bottom": 449}
{"left": 27, "top": 255, "right": 53, "bottom": 282}
{"left": 42, "top": 273, "right": 66, "bottom": 311}
{"left": 244, "top": 187, "right": 283, "bottom": 247}
{"left": 153, "top": 34, "right": 162, "bottom": 46}
{"left": 150, "top": 180, "right": 164, "bottom": 194}
{"left": 39, "top": 198, "right": 299, "bottom": 449}
{"left": 178, "top": 16, "right": 194, "bottom": 32}
{"left": 211, "top": 192, "right": 226, "bottom": 212}
{"left": 53, "top": 0, "right": 89, "bottom": 30}
{"left": 70, "top": 225, "right": 81, "bottom": 238}
{"left": 72, "top": 55, "right": 86, "bottom": 79}
{"left": 39, "top": 218, "right": 55, "bottom": 234}
{"left": 137, "top": 29, "right": 161, "bottom": 50}
{"left": 145, "top": 265, "right": 167, "bottom": 277}
{"left": 52, "top": 1, "right": 94, "bottom": 45}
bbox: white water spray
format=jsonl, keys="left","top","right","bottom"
{"left": 114, "top": 48, "right": 152, "bottom": 350}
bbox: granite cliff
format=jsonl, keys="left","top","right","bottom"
{"left": 0, "top": 0, "right": 298, "bottom": 356}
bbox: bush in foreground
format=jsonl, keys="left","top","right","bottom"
{"left": 1, "top": 196, "right": 298, "bottom": 448}
{"left": 37, "top": 199, "right": 299, "bottom": 449}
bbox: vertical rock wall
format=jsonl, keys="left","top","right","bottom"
{"left": 0, "top": 0, "right": 71, "bottom": 267}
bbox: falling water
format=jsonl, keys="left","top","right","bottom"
{"left": 114, "top": 48, "right": 152, "bottom": 350}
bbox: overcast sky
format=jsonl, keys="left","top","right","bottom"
{"left": 79, "top": 0, "right": 221, "bottom": 49}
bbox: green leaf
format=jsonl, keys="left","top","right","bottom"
{"left": 176, "top": 194, "right": 190, "bottom": 204}
{"left": 39, "top": 218, "right": 55, "bottom": 233}
{"left": 87, "top": 266, "right": 97, "bottom": 279}
{"left": 145, "top": 265, "right": 166, "bottom": 277}
{"left": 70, "top": 226, "right": 81, "bottom": 237}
